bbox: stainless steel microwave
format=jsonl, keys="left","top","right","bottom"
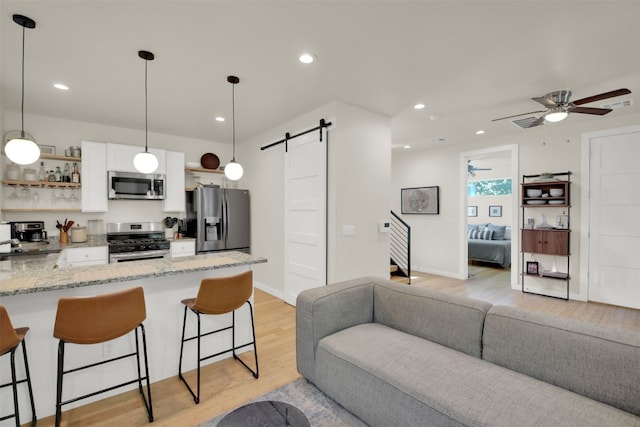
{"left": 108, "top": 171, "right": 165, "bottom": 200}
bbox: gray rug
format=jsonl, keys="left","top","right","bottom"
{"left": 200, "top": 377, "right": 367, "bottom": 426}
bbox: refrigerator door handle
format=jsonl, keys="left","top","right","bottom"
{"left": 223, "top": 191, "right": 229, "bottom": 245}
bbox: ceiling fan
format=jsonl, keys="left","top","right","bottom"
{"left": 468, "top": 160, "right": 492, "bottom": 177}
{"left": 492, "top": 88, "right": 631, "bottom": 128}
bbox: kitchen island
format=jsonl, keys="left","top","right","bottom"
{"left": 0, "top": 251, "right": 266, "bottom": 422}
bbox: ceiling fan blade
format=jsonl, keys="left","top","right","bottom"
{"left": 527, "top": 116, "right": 545, "bottom": 128}
{"left": 532, "top": 96, "right": 558, "bottom": 108}
{"left": 572, "top": 88, "right": 631, "bottom": 105}
{"left": 491, "top": 110, "right": 546, "bottom": 122}
{"left": 569, "top": 106, "right": 612, "bottom": 115}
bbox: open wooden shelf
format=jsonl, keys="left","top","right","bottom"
{"left": 1, "top": 208, "right": 81, "bottom": 212}
{"left": 185, "top": 167, "right": 223, "bottom": 174}
{"left": 2, "top": 180, "right": 81, "bottom": 188}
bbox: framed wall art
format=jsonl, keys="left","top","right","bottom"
{"left": 401, "top": 186, "right": 439, "bottom": 214}
{"left": 489, "top": 205, "right": 502, "bottom": 217}
{"left": 526, "top": 261, "right": 539, "bottom": 275}
{"left": 467, "top": 206, "right": 478, "bottom": 217}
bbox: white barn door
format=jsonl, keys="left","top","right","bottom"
{"left": 585, "top": 125, "right": 640, "bottom": 309}
{"left": 283, "top": 131, "right": 327, "bottom": 306}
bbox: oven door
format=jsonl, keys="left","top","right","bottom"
{"left": 109, "top": 249, "right": 169, "bottom": 263}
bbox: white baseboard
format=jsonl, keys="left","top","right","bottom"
{"left": 254, "top": 280, "right": 286, "bottom": 301}
{"left": 412, "top": 266, "right": 466, "bottom": 281}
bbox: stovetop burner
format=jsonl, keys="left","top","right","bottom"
{"left": 106, "top": 222, "right": 170, "bottom": 254}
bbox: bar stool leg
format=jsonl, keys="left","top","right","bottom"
{"left": 20, "top": 340, "right": 37, "bottom": 426}
{"left": 231, "top": 302, "right": 259, "bottom": 378}
{"left": 55, "top": 340, "right": 65, "bottom": 427}
{"left": 136, "top": 324, "right": 154, "bottom": 422}
{"left": 178, "top": 306, "right": 200, "bottom": 404}
{"left": 9, "top": 349, "right": 20, "bottom": 427}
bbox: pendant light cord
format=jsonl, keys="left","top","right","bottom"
{"left": 20, "top": 24, "right": 25, "bottom": 138}
{"left": 144, "top": 58, "right": 148, "bottom": 153}
{"left": 231, "top": 82, "right": 236, "bottom": 161}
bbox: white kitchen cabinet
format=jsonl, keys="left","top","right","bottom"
{"left": 81, "top": 141, "right": 108, "bottom": 212}
{"left": 170, "top": 240, "right": 195, "bottom": 258}
{"left": 164, "top": 150, "right": 185, "bottom": 212}
{"left": 107, "top": 143, "right": 166, "bottom": 174}
{"left": 58, "top": 246, "right": 108, "bottom": 267}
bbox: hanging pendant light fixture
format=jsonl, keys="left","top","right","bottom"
{"left": 5, "top": 14, "right": 40, "bottom": 165}
{"left": 133, "top": 50, "right": 159, "bottom": 174}
{"left": 224, "top": 75, "right": 243, "bottom": 181}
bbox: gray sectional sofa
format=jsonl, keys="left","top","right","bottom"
{"left": 296, "top": 276, "right": 640, "bottom": 426}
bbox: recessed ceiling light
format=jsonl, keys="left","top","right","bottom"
{"left": 403, "top": 145, "right": 411, "bottom": 149}
{"left": 414, "top": 103, "right": 426, "bottom": 110}
{"left": 476, "top": 130, "right": 485, "bottom": 135}
{"left": 429, "top": 114, "right": 440, "bottom": 121}
{"left": 54, "top": 83, "right": 69, "bottom": 90}
{"left": 299, "top": 53, "right": 316, "bottom": 64}
{"left": 433, "top": 137, "right": 447, "bottom": 143}
{"left": 215, "top": 116, "right": 225, "bottom": 122}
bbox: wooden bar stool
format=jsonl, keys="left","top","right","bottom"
{"left": 0, "top": 305, "right": 36, "bottom": 427}
{"left": 178, "top": 270, "right": 259, "bottom": 404}
{"left": 53, "top": 287, "right": 153, "bottom": 426}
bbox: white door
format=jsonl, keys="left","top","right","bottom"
{"left": 586, "top": 125, "right": 640, "bottom": 309}
{"left": 283, "top": 131, "right": 327, "bottom": 306}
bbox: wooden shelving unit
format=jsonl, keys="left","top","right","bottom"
{"left": 185, "top": 166, "right": 223, "bottom": 174}
{"left": 2, "top": 180, "right": 81, "bottom": 188}
{"left": 521, "top": 171, "right": 572, "bottom": 300}
{"left": 1, "top": 208, "right": 81, "bottom": 212}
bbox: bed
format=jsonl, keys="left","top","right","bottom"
{"left": 468, "top": 224, "right": 511, "bottom": 268}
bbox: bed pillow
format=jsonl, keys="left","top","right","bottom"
{"left": 503, "top": 226, "right": 511, "bottom": 240}
{"left": 487, "top": 224, "right": 506, "bottom": 240}
{"left": 469, "top": 228, "right": 493, "bottom": 240}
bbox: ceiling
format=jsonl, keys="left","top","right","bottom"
{"left": 1, "top": 1, "right": 639, "bottom": 151}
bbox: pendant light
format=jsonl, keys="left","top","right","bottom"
{"left": 224, "top": 75, "right": 243, "bottom": 181}
{"left": 133, "top": 50, "right": 159, "bottom": 174}
{"left": 5, "top": 15, "right": 40, "bottom": 165}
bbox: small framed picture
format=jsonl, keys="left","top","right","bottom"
{"left": 467, "top": 206, "right": 478, "bottom": 217}
{"left": 38, "top": 145, "right": 56, "bottom": 155}
{"left": 526, "top": 261, "right": 539, "bottom": 275}
{"left": 489, "top": 205, "right": 502, "bottom": 217}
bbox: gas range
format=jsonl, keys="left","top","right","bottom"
{"left": 106, "top": 222, "right": 170, "bottom": 263}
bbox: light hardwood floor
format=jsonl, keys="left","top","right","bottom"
{"left": 36, "top": 268, "right": 639, "bottom": 426}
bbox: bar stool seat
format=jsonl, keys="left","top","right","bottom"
{"left": 0, "top": 305, "right": 36, "bottom": 427}
{"left": 53, "top": 287, "right": 153, "bottom": 426}
{"left": 178, "top": 270, "right": 259, "bottom": 404}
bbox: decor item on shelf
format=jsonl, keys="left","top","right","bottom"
{"left": 224, "top": 75, "right": 244, "bottom": 181}
{"left": 5, "top": 15, "right": 40, "bottom": 165}
{"left": 133, "top": 50, "right": 159, "bottom": 174}
{"left": 200, "top": 153, "right": 220, "bottom": 169}
{"left": 526, "top": 261, "right": 539, "bottom": 275}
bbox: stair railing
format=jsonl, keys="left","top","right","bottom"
{"left": 390, "top": 210, "right": 411, "bottom": 284}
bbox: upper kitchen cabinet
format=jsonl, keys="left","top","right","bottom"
{"left": 81, "top": 141, "right": 108, "bottom": 212}
{"left": 164, "top": 150, "right": 185, "bottom": 212}
{"left": 107, "top": 143, "right": 166, "bottom": 174}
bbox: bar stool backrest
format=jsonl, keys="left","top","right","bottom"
{"left": 193, "top": 270, "right": 253, "bottom": 315}
{"left": 0, "top": 305, "right": 21, "bottom": 355}
{"left": 53, "top": 287, "right": 147, "bottom": 344}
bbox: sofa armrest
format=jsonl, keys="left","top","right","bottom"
{"left": 296, "top": 277, "right": 376, "bottom": 383}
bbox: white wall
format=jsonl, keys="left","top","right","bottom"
{"left": 1, "top": 111, "right": 231, "bottom": 232}
{"left": 392, "top": 113, "right": 640, "bottom": 299}
{"left": 240, "top": 101, "right": 391, "bottom": 296}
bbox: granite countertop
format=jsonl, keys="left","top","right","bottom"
{"left": 0, "top": 250, "right": 267, "bottom": 296}
{"left": 8, "top": 235, "right": 109, "bottom": 255}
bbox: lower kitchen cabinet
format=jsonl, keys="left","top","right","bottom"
{"left": 58, "top": 246, "right": 108, "bottom": 267}
{"left": 170, "top": 240, "right": 195, "bottom": 258}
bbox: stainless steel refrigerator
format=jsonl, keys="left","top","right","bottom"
{"left": 185, "top": 186, "right": 250, "bottom": 253}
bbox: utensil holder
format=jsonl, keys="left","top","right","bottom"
{"left": 60, "top": 232, "right": 68, "bottom": 244}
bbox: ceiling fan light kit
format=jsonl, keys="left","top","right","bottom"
{"left": 134, "top": 50, "right": 159, "bottom": 174}
{"left": 493, "top": 88, "right": 631, "bottom": 128}
{"left": 6, "top": 14, "right": 41, "bottom": 165}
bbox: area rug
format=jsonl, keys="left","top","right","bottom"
{"left": 199, "top": 377, "right": 367, "bottom": 426}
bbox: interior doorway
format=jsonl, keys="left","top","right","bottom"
{"left": 460, "top": 145, "right": 519, "bottom": 288}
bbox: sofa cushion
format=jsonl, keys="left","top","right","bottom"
{"left": 373, "top": 283, "right": 491, "bottom": 358}
{"left": 315, "top": 323, "right": 640, "bottom": 427}
{"left": 483, "top": 305, "right": 640, "bottom": 417}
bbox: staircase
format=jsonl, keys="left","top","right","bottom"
{"left": 390, "top": 210, "right": 411, "bottom": 284}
